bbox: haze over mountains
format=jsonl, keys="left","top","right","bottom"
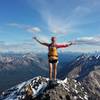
{"left": 0, "top": 53, "right": 48, "bottom": 93}
{"left": 0, "top": 52, "right": 80, "bottom": 93}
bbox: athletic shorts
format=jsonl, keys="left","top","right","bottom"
{"left": 48, "top": 59, "right": 58, "bottom": 64}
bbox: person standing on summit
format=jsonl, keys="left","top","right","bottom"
{"left": 33, "top": 37, "right": 73, "bottom": 81}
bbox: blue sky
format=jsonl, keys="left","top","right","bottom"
{"left": 0, "top": 0, "right": 100, "bottom": 53}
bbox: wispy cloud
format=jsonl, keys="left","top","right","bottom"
{"left": 0, "top": 41, "right": 46, "bottom": 53}
{"left": 28, "top": 0, "right": 100, "bottom": 34}
{"left": 75, "top": 36, "right": 100, "bottom": 46}
{"left": 28, "top": 0, "right": 96, "bottom": 33}
{"left": 0, "top": 42, "right": 32, "bottom": 53}
{"left": 58, "top": 35, "right": 100, "bottom": 53}
{"left": 27, "top": 27, "right": 41, "bottom": 33}
{"left": 73, "top": 6, "right": 91, "bottom": 16}
{"left": 7, "top": 23, "right": 41, "bottom": 33}
{"left": 0, "top": 22, "right": 50, "bottom": 53}
{"left": 0, "top": 35, "right": 100, "bottom": 53}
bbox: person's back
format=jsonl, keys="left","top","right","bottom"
{"left": 48, "top": 42, "right": 58, "bottom": 64}
{"left": 33, "top": 36, "right": 73, "bottom": 81}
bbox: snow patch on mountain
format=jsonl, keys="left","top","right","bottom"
{"left": 0, "top": 76, "right": 89, "bottom": 100}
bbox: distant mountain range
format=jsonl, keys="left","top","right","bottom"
{"left": 66, "top": 54, "right": 100, "bottom": 98}
{"left": 0, "top": 53, "right": 49, "bottom": 93}
{"left": 0, "top": 52, "right": 100, "bottom": 99}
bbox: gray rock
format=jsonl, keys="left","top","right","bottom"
{"left": 34, "top": 84, "right": 70, "bottom": 100}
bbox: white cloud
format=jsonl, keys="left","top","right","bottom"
{"left": 57, "top": 35, "right": 100, "bottom": 53}
{"left": 0, "top": 35, "right": 100, "bottom": 53}
{"left": 76, "top": 36, "right": 100, "bottom": 46}
{"left": 46, "top": 15, "right": 72, "bottom": 34}
{"left": 28, "top": 0, "right": 100, "bottom": 36}
{"left": 0, "top": 36, "right": 49, "bottom": 53}
{"left": 7, "top": 23, "right": 41, "bottom": 33}
{"left": 28, "top": 0, "right": 97, "bottom": 34}
{"left": 0, "top": 41, "right": 44, "bottom": 52}
{"left": 27, "top": 27, "right": 41, "bottom": 33}
{"left": 28, "top": 0, "right": 73, "bottom": 34}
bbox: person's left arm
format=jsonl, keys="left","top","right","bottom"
{"left": 56, "top": 42, "right": 72, "bottom": 48}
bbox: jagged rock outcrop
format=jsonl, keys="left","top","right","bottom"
{"left": 34, "top": 82, "right": 70, "bottom": 100}
{"left": 0, "top": 76, "right": 88, "bottom": 100}
{"left": 66, "top": 54, "right": 100, "bottom": 99}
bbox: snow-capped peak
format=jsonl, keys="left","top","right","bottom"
{"left": 0, "top": 76, "right": 89, "bottom": 100}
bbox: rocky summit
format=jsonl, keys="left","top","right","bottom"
{"left": 34, "top": 80, "right": 71, "bottom": 100}
{"left": 0, "top": 76, "right": 89, "bottom": 100}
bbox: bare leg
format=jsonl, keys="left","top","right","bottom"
{"left": 49, "top": 63, "right": 53, "bottom": 80}
{"left": 53, "top": 63, "right": 57, "bottom": 80}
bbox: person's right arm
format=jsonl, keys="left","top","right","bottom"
{"left": 33, "top": 37, "right": 49, "bottom": 46}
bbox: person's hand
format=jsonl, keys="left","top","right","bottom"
{"left": 69, "top": 42, "right": 73, "bottom": 46}
{"left": 69, "top": 40, "right": 77, "bottom": 45}
{"left": 33, "top": 37, "right": 37, "bottom": 40}
{"left": 68, "top": 41, "right": 76, "bottom": 46}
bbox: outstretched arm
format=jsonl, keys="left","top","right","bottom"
{"left": 56, "top": 42, "right": 73, "bottom": 48}
{"left": 33, "top": 37, "right": 49, "bottom": 46}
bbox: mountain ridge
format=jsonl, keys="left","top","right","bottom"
{"left": 0, "top": 76, "right": 89, "bottom": 100}
{"left": 0, "top": 53, "right": 100, "bottom": 99}
{"left": 66, "top": 54, "right": 100, "bottom": 99}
